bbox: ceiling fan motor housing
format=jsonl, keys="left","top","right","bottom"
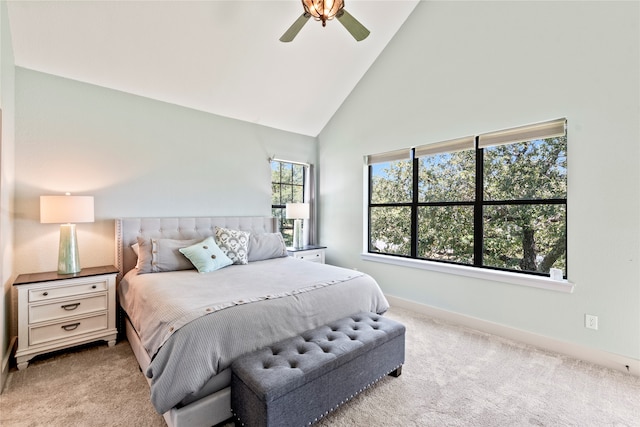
{"left": 302, "top": 0, "right": 345, "bottom": 26}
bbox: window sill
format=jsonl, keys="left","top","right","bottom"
{"left": 360, "top": 253, "right": 574, "bottom": 293}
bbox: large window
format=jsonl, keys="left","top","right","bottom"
{"left": 271, "top": 160, "right": 306, "bottom": 246}
{"left": 368, "top": 118, "right": 567, "bottom": 278}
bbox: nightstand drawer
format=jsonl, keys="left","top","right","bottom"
{"left": 287, "top": 246, "right": 327, "bottom": 264}
{"left": 29, "top": 313, "right": 108, "bottom": 346}
{"left": 28, "top": 280, "right": 107, "bottom": 302}
{"left": 29, "top": 294, "right": 108, "bottom": 324}
{"left": 295, "top": 250, "right": 324, "bottom": 263}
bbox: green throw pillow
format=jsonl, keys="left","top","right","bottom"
{"left": 179, "top": 236, "right": 233, "bottom": 273}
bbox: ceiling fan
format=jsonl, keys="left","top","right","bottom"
{"left": 280, "top": 0, "right": 370, "bottom": 43}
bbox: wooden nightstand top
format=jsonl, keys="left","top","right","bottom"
{"left": 286, "top": 245, "right": 327, "bottom": 253}
{"left": 13, "top": 265, "right": 119, "bottom": 286}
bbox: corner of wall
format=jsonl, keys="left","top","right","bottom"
{"left": 0, "top": 335, "right": 16, "bottom": 392}
{"left": 0, "top": 0, "right": 17, "bottom": 394}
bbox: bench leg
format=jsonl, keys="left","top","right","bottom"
{"left": 389, "top": 365, "right": 402, "bottom": 377}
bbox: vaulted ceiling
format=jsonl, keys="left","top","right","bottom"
{"left": 7, "top": 1, "right": 419, "bottom": 137}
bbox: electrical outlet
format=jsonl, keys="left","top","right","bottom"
{"left": 585, "top": 314, "right": 598, "bottom": 330}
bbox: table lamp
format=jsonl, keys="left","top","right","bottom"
{"left": 285, "top": 203, "right": 310, "bottom": 249}
{"left": 40, "top": 194, "right": 94, "bottom": 274}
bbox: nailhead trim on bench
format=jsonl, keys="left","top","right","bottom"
{"left": 304, "top": 364, "right": 402, "bottom": 426}
{"left": 231, "top": 363, "right": 403, "bottom": 427}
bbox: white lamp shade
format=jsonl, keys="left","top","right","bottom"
{"left": 286, "top": 203, "right": 310, "bottom": 220}
{"left": 40, "top": 195, "right": 94, "bottom": 224}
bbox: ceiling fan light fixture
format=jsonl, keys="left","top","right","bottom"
{"left": 302, "top": 0, "right": 345, "bottom": 27}
{"left": 280, "top": 0, "right": 368, "bottom": 42}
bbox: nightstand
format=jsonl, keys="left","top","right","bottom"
{"left": 13, "top": 265, "right": 119, "bottom": 370}
{"left": 286, "top": 245, "right": 327, "bottom": 264}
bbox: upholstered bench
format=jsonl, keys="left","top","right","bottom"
{"left": 230, "top": 311, "right": 405, "bottom": 427}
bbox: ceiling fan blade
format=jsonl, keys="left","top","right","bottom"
{"left": 279, "top": 13, "right": 311, "bottom": 42}
{"left": 337, "top": 9, "right": 370, "bottom": 41}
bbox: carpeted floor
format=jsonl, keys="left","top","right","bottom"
{"left": 1, "top": 306, "right": 639, "bottom": 426}
{"left": 0, "top": 338, "right": 165, "bottom": 427}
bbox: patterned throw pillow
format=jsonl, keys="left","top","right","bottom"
{"left": 215, "top": 227, "right": 250, "bottom": 265}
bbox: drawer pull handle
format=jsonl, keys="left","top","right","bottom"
{"left": 92, "top": 285, "right": 97, "bottom": 289}
{"left": 61, "top": 303, "right": 80, "bottom": 311}
{"left": 61, "top": 322, "right": 80, "bottom": 331}
{"left": 42, "top": 292, "right": 49, "bottom": 296}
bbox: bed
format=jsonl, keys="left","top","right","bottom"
{"left": 115, "top": 217, "right": 390, "bottom": 427}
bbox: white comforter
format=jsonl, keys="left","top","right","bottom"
{"left": 119, "top": 257, "right": 389, "bottom": 413}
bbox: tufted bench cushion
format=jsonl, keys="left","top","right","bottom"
{"left": 231, "top": 311, "right": 405, "bottom": 427}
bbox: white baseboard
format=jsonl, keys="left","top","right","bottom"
{"left": 1, "top": 336, "right": 17, "bottom": 393}
{"left": 387, "top": 294, "right": 640, "bottom": 377}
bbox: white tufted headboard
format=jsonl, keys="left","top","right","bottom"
{"left": 115, "top": 216, "right": 278, "bottom": 279}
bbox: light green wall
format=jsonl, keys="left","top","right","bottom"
{"left": 318, "top": 1, "right": 640, "bottom": 359}
{"left": 13, "top": 68, "right": 317, "bottom": 275}
{"left": 0, "top": 0, "right": 16, "bottom": 390}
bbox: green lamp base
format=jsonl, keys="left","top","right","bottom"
{"left": 58, "top": 223, "right": 81, "bottom": 275}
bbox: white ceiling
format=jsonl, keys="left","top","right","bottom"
{"left": 7, "top": 0, "right": 419, "bottom": 137}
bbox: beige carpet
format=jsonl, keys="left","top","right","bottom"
{"left": 1, "top": 307, "right": 639, "bottom": 426}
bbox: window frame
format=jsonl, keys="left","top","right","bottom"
{"left": 365, "top": 119, "right": 570, "bottom": 291}
{"left": 271, "top": 159, "right": 309, "bottom": 247}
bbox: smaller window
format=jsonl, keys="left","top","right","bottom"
{"left": 271, "top": 160, "right": 306, "bottom": 246}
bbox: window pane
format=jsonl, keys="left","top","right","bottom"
{"left": 418, "top": 150, "right": 475, "bottom": 202}
{"left": 271, "top": 163, "right": 280, "bottom": 185}
{"left": 484, "top": 136, "right": 567, "bottom": 201}
{"left": 417, "top": 206, "right": 474, "bottom": 264}
{"left": 483, "top": 204, "right": 566, "bottom": 275}
{"left": 281, "top": 163, "right": 293, "bottom": 183}
{"left": 272, "top": 207, "right": 282, "bottom": 233}
{"left": 292, "top": 185, "right": 304, "bottom": 203}
{"left": 370, "top": 160, "right": 413, "bottom": 204}
{"left": 280, "top": 188, "right": 292, "bottom": 204}
{"left": 271, "top": 183, "right": 281, "bottom": 205}
{"left": 281, "top": 216, "right": 294, "bottom": 247}
{"left": 281, "top": 228, "right": 293, "bottom": 247}
{"left": 369, "top": 206, "right": 411, "bottom": 256}
{"left": 272, "top": 207, "right": 294, "bottom": 246}
{"left": 292, "top": 164, "right": 304, "bottom": 185}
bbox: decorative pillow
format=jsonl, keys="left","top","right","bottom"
{"left": 215, "top": 227, "right": 250, "bottom": 265}
{"left": 248, "top": 232, "right": 287, "bottom": 262}
{"left": 179, "top": 236, "right": 233, "bottom": 273}
{"left": 131, "top": 243, "right": 140, "bottom": 269}
{"left": 136, "top": 237, "right": 200, "bottom": 274}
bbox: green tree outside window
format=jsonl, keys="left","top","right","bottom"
{"left": 369, "top": 134, "right": 567, "bottom": 277}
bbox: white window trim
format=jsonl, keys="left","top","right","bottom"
{"left": 360, "top": 252, "right": 574, "bottom": 293}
